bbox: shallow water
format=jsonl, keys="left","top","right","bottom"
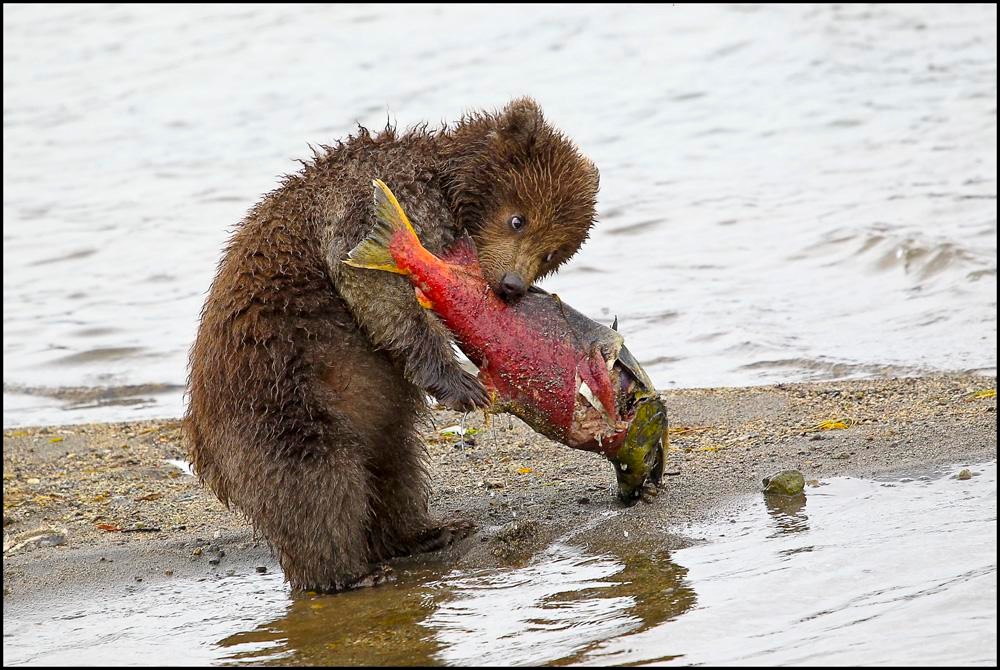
{"left": 2, "top": 4, "right": 997, "bottom": 427}
{"left": 4, "top": 461, "right": 995, "bottom": 666}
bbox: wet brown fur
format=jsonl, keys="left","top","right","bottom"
{"left": 184, "top": 98, "right": 599, "bottom": 591}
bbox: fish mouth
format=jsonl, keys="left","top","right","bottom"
{"left": 608, "top": 348, "right": 667, "bottom": 502}
{"left": 568, "top": 346, "right": 667, "bottom": 503}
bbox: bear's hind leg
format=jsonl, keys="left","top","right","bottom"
{"left": 243, "top": 439, "right": 380, "bottom": 592}
{"left": 365, "top": 419, "right": 475, "bottom": 561}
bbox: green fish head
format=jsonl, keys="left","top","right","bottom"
{"left": 612, "top": 395, "right": 667, "bottom": 503}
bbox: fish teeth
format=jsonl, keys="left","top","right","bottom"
{"left": 579, "top": 380, "right": 602, "bottom": 412}
{"left": 578, "top": 376, "right": 615, "bottom": 426}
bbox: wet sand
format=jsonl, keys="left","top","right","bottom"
{"left": 3, "top": 373, "right": 996, "bottom": 603}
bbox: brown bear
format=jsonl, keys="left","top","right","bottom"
{"left": 184, "top": 97, "right": 600, "bottom": 591}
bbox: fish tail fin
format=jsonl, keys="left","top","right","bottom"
{"left": 344, "top": 179, "right": 421, "bottom": 274}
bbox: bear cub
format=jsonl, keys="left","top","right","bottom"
{"left": 185, "top": 98, "right": 600, "bottom": 591}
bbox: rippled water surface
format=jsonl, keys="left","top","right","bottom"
{"left": 3, "top": 4, "right": 997, "bottom": 426}
{"left": 4, "top": 461, "right": 995, "bottom": 665}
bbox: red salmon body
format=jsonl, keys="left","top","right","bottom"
{"left": 346, "top": 180, "right": 667, "bottom": 501}
{"left": 397, "top": 235, "right": 618, "bottom": 448}
{"left": 347, "top": 180, "right": 622, "bottom": 450}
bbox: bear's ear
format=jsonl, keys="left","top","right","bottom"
{"left": 492, "top": 97, "right": 544, "bottom": 156}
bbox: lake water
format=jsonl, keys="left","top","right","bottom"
{"left": 3, "top": 3, "right": 997, "bottom": 427}
{"left": 4, "top": 461, "right": 995, "bottom": 666}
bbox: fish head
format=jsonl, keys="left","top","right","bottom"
{"left": 606, "top": 344, "right": 666, "bottom": 503}
{"left": 611, "top": 394, "right": 668, "bottom": 504}
{"left": 570, "top": 344, "right": 667, "bottom": 503}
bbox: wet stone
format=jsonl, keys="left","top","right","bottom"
{"left": 255, "top": 566, "right": 267, "bottom": 574}
{"left": 957, "top": 468, "right": 974, "bottom": 480}
{"left": 763, "top": 470, "right": 806, "bottom": 496}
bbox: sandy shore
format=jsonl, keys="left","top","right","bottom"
{"left": 3, "top": 373, "right": 996, "bottom": 602}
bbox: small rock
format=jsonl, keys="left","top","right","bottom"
{"left": 213, "top": 530, "right": 222, "bottom": 540}
{"left": 957, "top": 469, "right": 974, "bottom": 480}
{"left": 164, "top": 569, "right": 173, "bottom": 576}
{"left": 576, "top": 496, "right": 590, "bottom": 505}
{"left": 665, "top": 469, "right": 681, "bottom": 476}
{"left": 492, "top": 519, "right": 538, "bottom": 544}
{"left": 135, "top": 576, "right": 143, "bottom": 582}
{"left": 226, "top": 569, "right": 235, "bottom": 577}
{"left": 763, "top": 470, "right": 806, "bottom": 496}
{"left": 255, "top": 566, "right": 267, "bottom": 574}
{"left": 208, "top": 557, "right": 221, "bottom": 566}
{"left": 192, "top": 547, "right": 203, "bottom": 557}
{"left": 485, "top": 480, "right": 504, "bottom": 490}
{"left": 26, "top": 478, "right": 40, "bottom": 485}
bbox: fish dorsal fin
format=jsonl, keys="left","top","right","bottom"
{"left": 440, "top": 234, "right": 482, "bottom": 271}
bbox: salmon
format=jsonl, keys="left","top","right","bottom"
{"left": 345, "top": 179, "right": 666, "bottom": 500}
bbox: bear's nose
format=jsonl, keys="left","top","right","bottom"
{"left": 497, "top": 272, "right": 527, "bottom": 303}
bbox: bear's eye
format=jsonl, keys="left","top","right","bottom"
{"left": 508, "top": 215, "right": 526, "bottom": 231}
{"left": 544, "top": 251, "right": 556, "bottom": 264}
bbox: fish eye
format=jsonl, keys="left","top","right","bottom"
{"left": 508, "top": 215, "right": 526, "bottom": 231}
